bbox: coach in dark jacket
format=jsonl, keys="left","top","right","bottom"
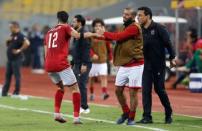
{"left": 72, "top": 15, "right": 92, "bottom": 113}
{"left": 2, "top": 21, "right": 30, "bottom": 96}
{"left": 137, "top": 7, "right": 176, "bottom": 124}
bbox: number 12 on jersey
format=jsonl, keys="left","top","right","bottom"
{"left": 48, "top": 32, "right": 58, "bottom": 48}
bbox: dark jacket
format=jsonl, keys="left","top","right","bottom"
{"left": 72, "top": 27, "right": 91, "bottom": 65}
{"left": 142, "top": 21, "right": 175, "bottom": 69}
{"left": 7, "top": 32, "right": 26, "bottom": 61}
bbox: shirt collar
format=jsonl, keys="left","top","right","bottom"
{"left": 142, "top": 20, "right": 155, "bottom": 30}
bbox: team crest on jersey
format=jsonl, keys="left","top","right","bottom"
{"left": 151, "top": 30, "right": 155, "bottom": 35}
{"left": 14, "top": 36, "right": 17, "bottom": 40}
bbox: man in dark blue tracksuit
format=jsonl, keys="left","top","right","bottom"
{"left": 71, "top": 14, "right": 92, "bottom": 113}
{"left": 137, "top": 7, "right": 176, "bottom": 124}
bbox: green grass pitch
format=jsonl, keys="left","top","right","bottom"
{"left": 0, "top": 96, "right": 202, "bottom": 131}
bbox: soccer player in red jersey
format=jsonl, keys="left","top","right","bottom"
{"left": 96, "top": 7, "right": 144, "bottom": 125}
{"left": 89, "top": 18, "right": 113, "bottom": 101}
{"left": 44, "top": 11, "right": 94, "bottom": 124}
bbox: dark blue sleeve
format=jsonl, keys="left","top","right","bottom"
{"left": 17, "top": 33, "right": 27, "bottom": 48}
{"left": 157, "top": 24, "right": 175, "bottom": 60}
{"left": 80, "top": 29, "right": 91, "bottom": 65}
{"left": 80, "top": 38, "right": 91, "bottom": 65}
{"left": 19, "top": 33, "right": 26, "bottom": 43}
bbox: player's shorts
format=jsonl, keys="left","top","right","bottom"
{"left": 48, "top": 67, "right": 77, "bottom": 86}
{"left": 89, "top": 63, "right": 108, "bottom": 77}
{"left": 115, "top": 65, "right": 144, "bottom": 88}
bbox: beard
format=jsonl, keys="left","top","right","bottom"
{"left": 74, "top": 26, "right": 79, "bottom": 30}
{"left": 123, "top": 18, "right": 134, "bottom": 27}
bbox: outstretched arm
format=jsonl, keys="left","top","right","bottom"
{"left": 70, "top": 27, "right": 97, "bottom": 39}
{"left": 97, "top": 25, "right": 139, "bottom": 41}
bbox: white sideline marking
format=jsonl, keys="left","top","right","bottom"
{"left": 29, "top": 95, "right": 113, "bottom": 108}
{"left": 174, "top": 113, "right": 202, "bottom": 119}
{"left": 0, "top": 104, "right": 167, "bottom": 131}
{"left": 29, "top": 95, "right": 202, "bottom": 119}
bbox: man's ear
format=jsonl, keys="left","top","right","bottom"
{"left": 79, "top": 22, "right": 82, "bottom": 27}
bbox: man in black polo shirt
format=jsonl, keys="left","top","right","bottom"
{"left": 1, "top": 21, "right": 30, "bottom": 96}
{"left": 71, "top": 15, "right": 92, "bottom": 114}
{"left": 136, "top": 7, "right": 176, "bottom": 124}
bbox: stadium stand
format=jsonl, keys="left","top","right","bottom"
{"left": 1, "top": 0, "right": 120, "bottom": 20}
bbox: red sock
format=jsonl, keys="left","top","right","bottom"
{"left": 90, "top": 86, "right": 94, "bottom": 94}
{"left": 129, "top": 111, "right": 136, "bottom": 120}
{"left": 72, "top": 92, "right": 81, "bottom": 117}
{"left": 102, "top": 87, "right": 107, "bottom": 93}
{"left": 54, "top": 89, "right": 64, "bottom": 113}
{"left": 121, "top": 104, "right": 130, "bottom": 114}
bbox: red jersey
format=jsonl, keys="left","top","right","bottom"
{"left": 103, "top": 24, "right": 144, "bottom": 67}
{"left": 44, "top": 24, "right": 72, "bottom": 72}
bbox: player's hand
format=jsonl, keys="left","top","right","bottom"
{"left": 92, "top": 54, "right": 99, "bottom": 60}
{"left": 84, "top": 32, "right": 93, "bottom": 38}
{"left": 109, "top": 59, "right": 113, "bottom": 65}
{"left": 176, "top": 66, "right": 189, "bottom": 72}
{"left": 94, "top": 33, "right": 103, "bottom": 37}
{"left": 170, "top": 59, "right": 177, "bottom": 68}
{"left": 84, "top": 32, "right": 100, "bottom": 38}
{"left": 12, "top": 49, "right": 21, "bottom": 54}
{"left": 81, "top": 65, "right": 87, "bottom": 74}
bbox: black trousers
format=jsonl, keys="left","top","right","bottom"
{"left": 2, "top": 59, "right": 22, "bottom": 96}
{"left": 73, "top": 63, "right": 92, "bottom": 109}
{"left": 142, "top": 67, "right": 172, "bottom": 119}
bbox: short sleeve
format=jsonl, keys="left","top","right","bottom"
{"left": 19, "top": 33, "right": 27, "bottom": 43}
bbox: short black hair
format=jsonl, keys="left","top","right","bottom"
{"left": 188, "top": 27, "right": 197, "bottom": 38}
{"left": 92, "top": 18, "right": 105, "bottom": 27}
{"left": 10, "top": 21, "right": 20, "bottom": 28}
{"left": 74, "top": 14, "right": 86, "bottom": 26}
{"left": 138, "top": 6, "right": 152, "bottom": 19}
{"left": 188, "top": 27, "right": 198, "bottom": 42}
{"left": 57, "top": 11, "right": 69, "bottom": 23}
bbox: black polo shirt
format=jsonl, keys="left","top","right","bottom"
{"left": 142, "top": 21, "right": 175, "bottom": 69}
{"left": 72, "top": 27, "right": 91, "bottom": 65}
{"left": 7, "top": 32, "right": 26, "bottom": 60}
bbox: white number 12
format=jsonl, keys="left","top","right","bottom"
{"left": 48, "top": 32, "right": 58, "bottom": 48}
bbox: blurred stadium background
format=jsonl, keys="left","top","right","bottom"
{"left": 0, "top": 1, "right": 202, "bottom": 130}
{"left": 0, "top": 0, "right": 201, "bottom": 66}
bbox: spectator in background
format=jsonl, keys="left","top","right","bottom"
{"left": 88, "top": 18, "right": 113, "bottom": 101}
{"left": 194, "top": 38, "right": 202, "bottom": 50}
{"left": 71, "top": 14, "right": 92, "bottom": 114}
{"left": 185, "top": 27, "right": 198, "bottom": 53}
{"left": 173, "top": 27, "right": 198, "bottom": 89}
{"left": 41, "top": 25, "right": 51, "bottom": 66}
{"left": 1, "top": 21, "right": 30, "bottom": 96}
{"left": 22, "top": 27, "right": 32, "bottom": 67}
{"left": 29, "top": 23, "right": 44, "bottom": 74}
{"left": 176, "top": 49, "right": 202, "bottom": 75}
{"left": 42, "top": 25, "right": 51, "bottom": 35}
